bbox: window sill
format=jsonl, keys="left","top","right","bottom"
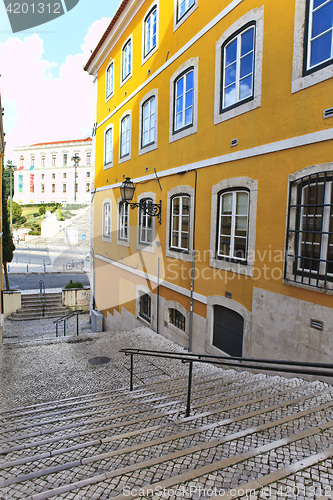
{"left": 283, "top": 278, "right": 333, "bottom": 295}
{"left": 209, "top": 257, "right": 254, "bottom": 277}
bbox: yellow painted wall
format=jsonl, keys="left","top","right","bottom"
{"left": 90, "top": 0, "right": 333, "bottom": 323}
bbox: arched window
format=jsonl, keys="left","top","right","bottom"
{"left": 104, "top": 127, "right": 113, "bottom": 166}
{"left": 169, "top": 308, "right": 186, "bottom": 331}
{"left": 144, "top": 6, "right": 157, "bottom": 56}
{"left": 139, "top": 293, "right": 151, "bottom": 322}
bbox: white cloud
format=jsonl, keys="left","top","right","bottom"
{"left": 0, "top": 17, "right": 110, "bottom": 160}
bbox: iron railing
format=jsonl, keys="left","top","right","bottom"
{"left": 39, "top": 280, "right": 46, "bottom": 318}
{"left": 120, "top": 348, "right": 333, "bottom": 417}
{"left": 54, "top": 309, "right": 83, "bottom": 337}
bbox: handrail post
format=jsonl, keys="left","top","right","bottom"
{"left": 76, "top": 312, "right": 79, "bottom": 336}
{"left": 64, "top": 319, "right": 66, "bottom": 336}
{"left": 56, "top": 322, "right": 58, "bottom": 337}
{"left": 186, "top": 361, "right": 193, "bottom": 417}
{"left": 130, "top": 354, "right": 133, "bottom": 392}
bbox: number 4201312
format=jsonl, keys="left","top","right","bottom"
{"left": 5, "top": 3, "right": 61, "bottom": 14}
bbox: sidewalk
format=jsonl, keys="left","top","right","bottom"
{"left": 0, "top": 323, "right": 211, "bottom": 410}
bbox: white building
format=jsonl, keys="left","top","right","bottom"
{"left": 13, "top": 138, "right": 93, "bottom": 205}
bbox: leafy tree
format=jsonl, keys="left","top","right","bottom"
{"left": 3, "top": 166, "right": 14, "bottom": 200}
{"left": 7, "top": 200, "right": 22, "bottom": 224}
{"left": 39, "top": 206, "right": 46, "bottom": 215}
{"left": 2, "top": 164, "right": 15, "bottom": 290}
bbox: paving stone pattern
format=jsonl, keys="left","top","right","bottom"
{"left": 0, "top": 321, "right": 332, "bottom": 499}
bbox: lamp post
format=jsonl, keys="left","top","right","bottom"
{"left": 71, "top": 154, "right": 81, "bottom": 202}
{"left": 120, "top": 177, "right": 162, "bottom": 223}
{"left": 6, "top": 160, "right": 16, "bottom": 234}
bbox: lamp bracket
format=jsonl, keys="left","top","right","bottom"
{"left": 127, "top": 200, "right": 162, "bottom": 224}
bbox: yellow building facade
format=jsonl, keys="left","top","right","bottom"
{"left": 85, "top": 0, "right": 333, "bottom": 362}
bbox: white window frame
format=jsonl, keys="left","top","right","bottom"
{"left": 284, "top": 163, "right": 333, "bottom": 292}
{"left": 135, "top": 285, "right": 155, "bottom": 328}
{"left": 210, "top": 177, "right": 258, "bottom": 276}
{"left": 214, "top": 7, "right": 264, "bottom": 124}
{"left": 166, "top": 185, "right": 195, "bottom": 262}
{"left": 139, "top": 89, "right": 158, "bottom": 155}
{"left": 221, "top": 24, "right": 255, "bottom": 111}
{"left": 106, "top": 60, "right": 114, "bottom": 101}
{"left": 137, "top": 192, "right": 156, "bottom": 253}
{"left": 217, "top": 190, "right": 249, "bottom": 262}
{"left": 306, "top": 0, "right": 333, "bottom": 72}
{"left": 121, "top": 36, "right": 132, "bottom": 84}
{"left": 117, "top": 199, "right": 129, "bottom": 247}
{"left": 164, "top": 300, "right": 189, "bottom": 339}
{"left": 104, "top": 126, "right": 113, "bottom": 169}
{"left": 102, "top": 199, "right": 112, "bottom": 242}
{"left": 119, "top": 112, "right": 131, "bottom": 163}
{"left": 173, "top": 0, "right": 198, "bottom": 31}
{"left": 169, "top": 58, "right": 198, "bottom": 143}
{"left": 143, "top": 2, "right": 158, "bottom": 63}
{"left": 292, "top": 0, "right": 333, "bottom": 92}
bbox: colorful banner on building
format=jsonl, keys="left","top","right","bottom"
{"left": 29, "top": 165, "right": 34, "bottom": 193}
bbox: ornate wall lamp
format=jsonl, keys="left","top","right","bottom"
{"left": 120, "top": 177, "right": 162, "bottom": 224}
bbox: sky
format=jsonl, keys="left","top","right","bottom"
{"left": 0, "top": 0, "right": 121, "bottom": 160}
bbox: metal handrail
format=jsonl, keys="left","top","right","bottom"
{"left": 53, "top": 309, "right": 83, "bottom": 337}
{"left": 120, "top": 348, "right": 333, "bottom": 417}
{"left": 39, "top": 280, "right": 46, "bottom": 318}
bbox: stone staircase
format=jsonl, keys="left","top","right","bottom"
{"left": 7, "top": 292, "right": 71, "bottom": 321}
{"left": 0, "top": 366, "right": 332, "bottom": 499}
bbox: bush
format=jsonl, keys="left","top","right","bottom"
{"left": 64, "top": 281, "right": 84, "bottom": 289}
{"left": 32, "top": 212, "right": 39, "bottom": 217}
{"left": 19, "top": 216, "right": 27, "bottom": 224}
{"left": 39, "top": 206, "right": 46, "bottom": 215}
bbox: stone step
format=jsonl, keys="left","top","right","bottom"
{"left": 0, "top": 387, "right": 331, "bottom": 479}
{"left": 0, "top": 375, "right": 297, "bottom": 443}
{"left": 0, "top": 370, "right": 266, "bottom": 428}
{"left": 0, "top": 359, "right": 331, "bottom": 500}
{"left": 0, "top": 379, "right": 327, "bottom": 464}
{"left": 1, "top": 402, "right": 332, "bottom": 498}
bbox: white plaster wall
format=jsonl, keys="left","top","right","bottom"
{"left": 251, "top": 287, "right": 333, "bottom": 363}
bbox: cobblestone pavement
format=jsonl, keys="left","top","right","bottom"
{"left": 0, "top": 321, "right": 333, "bottom": 499}
{"left": 0, "top": 320, "right": 218, "bottom": 409}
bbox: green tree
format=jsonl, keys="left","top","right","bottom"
{"left": 7, "top": 200, "right": 22, "bottom": 224}
{"left": 2, "top": 165, "right": 15, "bottom": 290}
{"left": 3, "top": 166, "right": 14, "bottom": 200}
{"left": 39, "top": 206, "right": 46, "bottom": 215}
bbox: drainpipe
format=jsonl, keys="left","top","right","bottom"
{"left": 188, "top": 170, "right": 197, "bottom": 353}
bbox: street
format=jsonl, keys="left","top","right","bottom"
{"left": 3, "top": 272, "right": 90, "bottom": 291}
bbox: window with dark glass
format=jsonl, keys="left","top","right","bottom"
{"left": 305, "top": 0, "right": 333, "bottom": 73}
{"left": 169, "top": 308, "right": 186, "bottom": 331}
{"left": 285, "top": 172, "right": 333, "bottom": 288}
{"left": 221, "top": 24, "right": 255, "bottom": 111}
{"left": 139, "top": 293, "right": 151, "bottom": 322}
{"left": 217, "top": 190, "right": 249, "bottom": 262}
{"left": 170, "top": 195, "right": 190, "bottom": 250}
